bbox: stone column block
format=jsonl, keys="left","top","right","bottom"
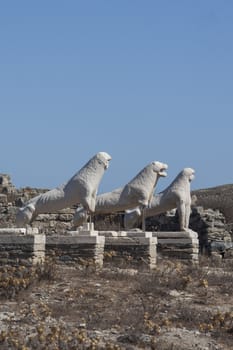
{"left": 46, "top": 234, "right": 105, "bottom": 268}
{"left": 0, "top": 234, "right": 45, "bottom": 265}
{"left": 153, "top": 230, "right": 199, "bottom": 262}
{"left": 102, "top": 230, "right": 157, "bottom": 270}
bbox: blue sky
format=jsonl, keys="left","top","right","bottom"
{"left": 0, "top": 1, "right": 232, "bottom": 194}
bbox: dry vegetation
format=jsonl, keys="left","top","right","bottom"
{"left": 0, "top": 255, "right": 233, "bottom": 349}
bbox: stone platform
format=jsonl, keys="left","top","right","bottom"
{"left": 46, "top": 223, "right": 105, "bottom": 267}
{"left": 153, "top": 230, "right": 199, "bottom": 262}
{"left": 0, "top": 226, "right": 199, "bottom": 267}
{"left": 99, "top": 230, "right": 157, "bottom": 270}
{"left": 0, "top": 228, "right": 45, "bottom": 265}
{"left": 46, "top": 234, "right": 105, "bottom": 267}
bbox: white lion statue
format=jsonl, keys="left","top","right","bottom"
{"left": 15, "top": 152, "right": 112, "bottom": 227}
{"left": 124, "top": 168, "right": 195, "bottom": 231}
{"left": 73, "top": 161, "right": 168, "bottom": 228}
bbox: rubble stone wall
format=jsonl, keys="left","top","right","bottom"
{"left": 192, "top": 184, "right": 233, "bottom": 224}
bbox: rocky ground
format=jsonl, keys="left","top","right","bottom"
{"left": 0, "top": 255, "right": 233, "bottom": 349}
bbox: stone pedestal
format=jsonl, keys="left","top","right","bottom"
{"left": 47, "top": 224, "right": 105, "bottom": 267}
{"left": 101, "top": 230, "right": 157, "bottom": 270}
{"left": 0, "top": 227, "right": 39, "bottom": 235}
{"left": 0, "top": 233, "right": 45, "bottom": 265}
{"left": 153, "top": 230, "right": 199, "bottom": 262}
{"left": 69, "top": 222, "right": 99, "bottom": 236}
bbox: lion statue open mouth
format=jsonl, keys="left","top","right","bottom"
{"left": 73, "top": 161, "right": 168, "bottom": 228}
{"left": 15, "top": 152, "right": 112, "bottom": 227}
{"left": 124, "top": 167, "right": 195, "bottom": 231}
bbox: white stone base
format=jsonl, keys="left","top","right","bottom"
{"left": 99, "top": 230, "right": 152, "bottom": 238}
{"left": 68, "top": 222, "right": 99, "bottom": 236}
{"left": 0, "top": 234, "right": 45, "bottom": 265}
{"left": 0, "top": 227, "right": 39, "bottom": 235}
{"left": 46, "top": 235, "right": 105, "bottom": 268}
{"left": 102, "top": 231, "right": 157, "bottom": 270}
{"left": 153, "top": 230, "right": 199, "bottom": 262}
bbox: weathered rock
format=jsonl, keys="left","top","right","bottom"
{"left": 192, "top": 184, "right": 233, "bottom": 223}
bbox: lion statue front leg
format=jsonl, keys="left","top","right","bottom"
{"left": 184, "top": 203, "right": 191, "bottom": 230}
{"left": 177, "top": 200, "right": 186, "bottom": 231}
{"left": 177, "top": 196, "right": 192, "bottom": 231}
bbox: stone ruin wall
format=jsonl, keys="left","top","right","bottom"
{"left": 192, "top": 185, "right": 233, "bottom": 233}
{"left": 0, "top": 174, "right": 232, "bottom": 251}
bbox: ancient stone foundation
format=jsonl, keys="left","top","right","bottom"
{"left": 100, "top": 231, "right": 157, "bottom": 270}
{"left": 0, "top": 232, "right": 45, "bottom": 265}
{"left": 153, "top": 230, "right": 199, "bottom": 262}
{"left": 190, "top": 207, "right": 232, "bottom": 254}
{"left": 0, "top": 226, "right": 200, "bottom": 267}
{"left": 46, "top": 224, "right": 105, "bottom": 268}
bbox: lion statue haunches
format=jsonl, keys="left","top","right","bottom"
{"left": 124, "top": 168, "right": 195, "bottom": 231}
{"left": 15, "top": 152, "right": 112, "bottom": 227}
{"left": 73, "top": 161, "right": 168, "bottom": 228}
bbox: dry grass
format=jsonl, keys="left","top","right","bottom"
{"left": 0, "top": 256, "right": 233, "bottom": 349}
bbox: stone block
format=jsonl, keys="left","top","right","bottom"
{"left": 0, "top": 227, "right": 39, "bottom": 235}
{"left": 153, "top": 230, "right": 198, "bottom": 239}
{"left": 157, "top": 238, "right": 199, "bottom": 245}
{"left": 0, "top": 234, "right": 45, "bottom": 265}
{"left": 46, "top": 235, "right": 105, "bottom": 268}
{"left": 104, "top": 231, "right": 157, "bottom": 270}
{"left": 0, "top": 228, "right": 27, "bottom": 235}
{"left": 153, "top": 231, "right": 199, "bottom": 262}
{"left": 69, "top": 222, "right": 99, "bottom": 236}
